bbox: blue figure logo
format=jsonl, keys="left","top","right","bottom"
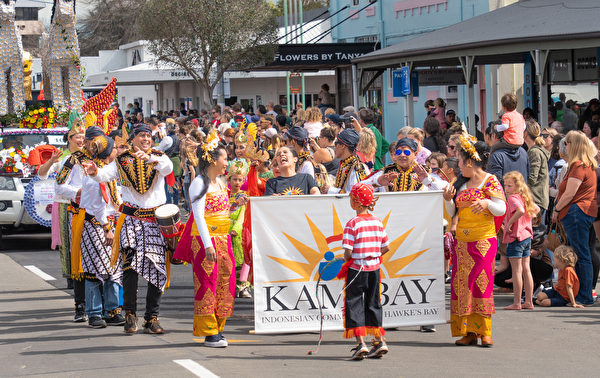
{"left": 318, "top": 251, "right": 343, "bottom": 281}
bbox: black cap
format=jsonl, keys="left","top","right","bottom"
{"left": 396, "top": 137, "right": 418, "bottom": 152}
{"left": 337, "top": 129, "right": 360, "bottom": 151}
{"left": 85, "top": 126, "right": 104, "bottom": 141}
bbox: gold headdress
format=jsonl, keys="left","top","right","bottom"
{"left": 227, "top": 159, "right": 249, "bottom": 179}
{"left": 201, "top": 129, "right": 221, "bottom": 163}
{"left": 68, "top": 118, "right": 84, "bottom": 138}
{"left": 235, "top": 119, "right": 258, "bottom": 145}
{"left": 458, "top": 133, "right": 481, "bottom": 162}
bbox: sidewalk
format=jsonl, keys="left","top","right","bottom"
{"left": 1, "top": 251, "right": 599, "bottom": 377}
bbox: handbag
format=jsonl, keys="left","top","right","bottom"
{"left": 546, "top": 221, "right": 567, "bottom": 251}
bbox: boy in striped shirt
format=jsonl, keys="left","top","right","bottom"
{"left": 342, "top": 183, "right": 390, "bottom": 360}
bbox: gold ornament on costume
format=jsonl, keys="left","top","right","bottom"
{"left": 84, "top": 111, "right": 97, "bottom": 128}
{"left": 235, "top": 119, "right": 258, "bottom": 145}
{"left": 23, "top": 51, "right": 33, "bottom": 101}
{"left": 458, "top": 133, "right": 481, "bottom": 162}
{"left": 201, "top": 129, "right": 221, "bottom": 163}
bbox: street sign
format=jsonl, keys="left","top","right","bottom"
{"left": 392, "top": 67, "right": 411, "bottom": 97}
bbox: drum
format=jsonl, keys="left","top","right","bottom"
{"left": 154, "top": 204, "right": 182, "bottom": 252}
{"left": 24, "top": 173, "right": 57, "bottom": 227}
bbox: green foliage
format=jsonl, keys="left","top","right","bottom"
{"left": 271, "top": 0, "right": 330, "bottom": 17}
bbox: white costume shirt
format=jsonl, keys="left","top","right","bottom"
{"left": 55, "top": 160, "right": 84, "bottom": 202}
{"left": 361, "top": 169, "right": 448, "bottom": 192}
{"left": 79, "top": 175, "right": 119, "bottom": 225}
{"left": 91, "top": 153, "right": 173, "bottom": 209}
{"left": 328, "top": 164, "right": 370, "bottom": 194}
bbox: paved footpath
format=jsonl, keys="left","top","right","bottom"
{"left": 1, "top": 249, "right": 599, "bottom": 377}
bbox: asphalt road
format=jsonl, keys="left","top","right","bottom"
{"left": 1, "top": 234, "right": 599, "bottom": 377}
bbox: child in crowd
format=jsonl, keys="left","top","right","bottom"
{"left": 496, "top": 93, "right": 525, "bottom": 149}
{"left": 536, "top": 246, "right": 582, "bottom": 308}
{"left": 341, "top": 183, "right": 390, "bottom": 360}
{"left": 227, "top": 160, "right": 251, "bottom": 298}
{"left": 503, "top": 171, "right": 539, "bottom": 310}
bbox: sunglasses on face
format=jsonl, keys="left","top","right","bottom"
{"left": 395, "top": 149, "right": 412, "bottom": 156}
{"left": 541, "top": 133, "right": 550, "bottom": 138}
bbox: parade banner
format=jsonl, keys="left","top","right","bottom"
{"left": 251, "top": 192, "right": 446, "bottom": 334}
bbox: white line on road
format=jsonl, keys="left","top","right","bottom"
{"left": 173, "top": 359, "right": 219, "bottom": 378}
{"left": 24, "top": 265, "right": 56, "bottom": 281}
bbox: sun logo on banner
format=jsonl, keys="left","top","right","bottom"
{"left": 266, "top": 205, "right": 430, "bottom": 283}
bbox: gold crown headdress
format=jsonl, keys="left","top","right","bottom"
{"left": 458, "top": 133, "right": 481, "bottom": 162}
{"left": 227, "top": 159, "right": 249, "bottom": 179}
{"left": 201, "top": 129, "right": 221, "bottom": 163}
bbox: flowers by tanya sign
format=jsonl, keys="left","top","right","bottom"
{"left": 250, "top": 192, "right": 446, "bottom": 334}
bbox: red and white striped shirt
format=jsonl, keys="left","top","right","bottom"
{"left": 342, "top": 213, "right": 389, "bottom": 271}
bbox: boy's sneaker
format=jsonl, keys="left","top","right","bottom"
{"left": 124, "top": 311, "right": 138, "bottom": 334}
{"left": 367, "top": 340, "right": 388, "bottom": 359}
{"left": 105, "top": 309, "right": 126, "bottom": 326}
{"left": 143, "top": 316, "right": 164, "bottom": 334}
{"left": 420, "top": 325, "right": 436, "bottom": 332}
{"left": 88, "top": 316, "right": 107, "bottom": 328}
{"left": 73, "top": 304, "right": 87, "bottom": 323}
{"left": 204, "top": 334, "right": 228, "bottom": 348}
{"left": 350, "top": 344, "right": 368, "bottom": 360}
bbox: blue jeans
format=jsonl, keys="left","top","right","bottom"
{"left": 164, "top": 181, "right": 179, "bottom": 205}
{"left": 561, "top": 204, "right": 595, "bottom": 304}
{"left": 85, "top": 279, "right": 120, "bottom": 318}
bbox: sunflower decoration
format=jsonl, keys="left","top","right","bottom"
{"left": 19, "top": 104, "right": 56, "bottom": 129}
{"left": 458, "top": 133, "right": 481, "bottom": 162}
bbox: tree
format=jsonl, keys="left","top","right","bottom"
{"left": 138, "top": 0, "right": 279, "bottom": 109}
{"left": 78, "top": 0, "right": 145, "bottom": 56}
{"left": 272, "top": 0, "right": 330, "bottom": 17}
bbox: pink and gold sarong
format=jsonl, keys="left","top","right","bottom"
{"left": 174, "top": 190, "right": 236, "bottom": 336}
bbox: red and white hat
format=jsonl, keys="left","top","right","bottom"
{"left": 350, "top": 183, "right": 375, "bottom": 207}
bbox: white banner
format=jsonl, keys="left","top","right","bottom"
{"left": 251, "top": 191, "right": 446, "bottom": 334}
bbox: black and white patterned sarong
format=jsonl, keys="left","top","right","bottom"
{"left": 81, "top": 220, "right": 123, "bottom": 285}
{"left": 120, "top": 215, "right": 167, "bottom": 290}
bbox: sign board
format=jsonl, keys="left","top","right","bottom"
{"left": 414, "top": 68, "right": 476, "bottom": 86}
{"left": 251, "top": 192, "right": 446, "bottom": 334}
{"left": 574, "top": 48, "right": 599, "bottom": 82}
{"left": 392, "top": 67, "right": 418, "bottom": 97}
{"left": 548, "top": 50, "right": 573, "bottom": 83}
{"left": 392, "top": 70, "right": 402, "bottom": 97}
{"left": 259, "top": 43, "right": 380, "bottom": 70}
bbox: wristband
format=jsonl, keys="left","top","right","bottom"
{"left": 102, "top": 223, "right": 111, "bottom": 233}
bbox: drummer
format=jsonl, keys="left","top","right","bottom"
{"left": 83, "top": 123, "right": 173, "bottom": 335}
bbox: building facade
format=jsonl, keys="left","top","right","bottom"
{"left": 330, "top": 0, "right": 522, "bottom": 138}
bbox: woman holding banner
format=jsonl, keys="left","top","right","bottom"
{"left": 173, "top": 130, "right": 241, "bottom": 348}
{"left": 443, "top": 134, "right": 506, "bottom": 347}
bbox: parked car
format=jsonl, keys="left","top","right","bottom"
{"left": 0, "top": 127, "right": 68, "bottom": 240}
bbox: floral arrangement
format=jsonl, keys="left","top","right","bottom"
{"left": 0, "top": 147, "right": 33, "bottom": 175}
{"left": 19, "top": 104, "right": 57, "bottom": 129}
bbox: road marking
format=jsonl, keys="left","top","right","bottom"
{"left": 173, "top": 360, "right": 219, "bottom": 378}
{"left": 24, "top": 265, "right": 56, "bottom": 281}
{"left": 194, "top": 338, "right": 263, "bottom": 343}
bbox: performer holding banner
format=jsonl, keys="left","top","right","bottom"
{"left": 443, "top": 134, "right": 506, "bottom": 347}
{"left": 79, "top": 135, "right": 124, "bottom": 328}
{"left": 55, "top": 125, "right": 105, "bottom": 322}
{"left": 83, "top": 124, "right": 173, "bottom": 335}
{"left": 174, "top": 130, "right": 239, "bottom": 348}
